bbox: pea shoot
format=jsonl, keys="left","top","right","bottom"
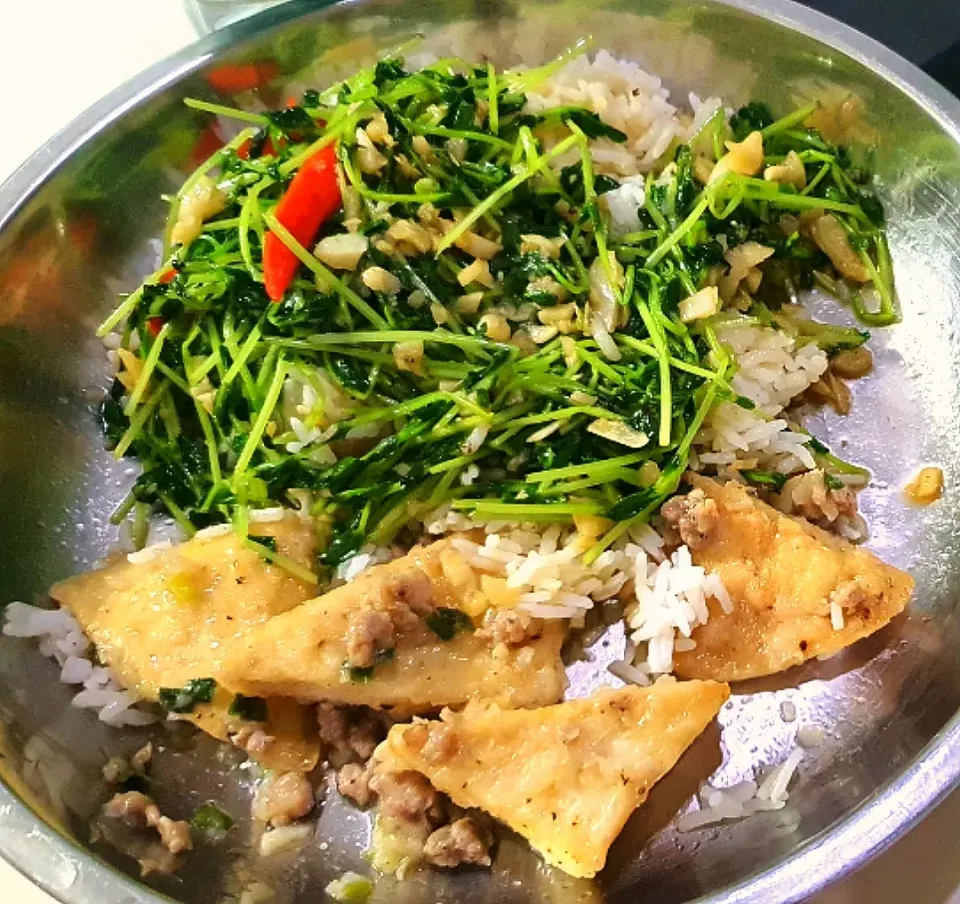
{"left": 97, "top": 50, "right": 896, "bottom": 568}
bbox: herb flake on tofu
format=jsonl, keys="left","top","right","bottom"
{"left": 425, "top": 607, "right": 474, "bottom": 640}
{"left": 345, "top": 648, "right": 395, "bottom": 683}
{"left": 228, "top": 693, "right": 268, "bottom": 721}
{"left": 158, "top": 677, "right": 217, "bottom": 713}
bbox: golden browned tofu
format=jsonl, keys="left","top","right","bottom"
{"left": 376, "top": 681, "right": 729, "bottom": 878}
{"left": 220, "top": 539, "right": 567, "bottom": 713}
{"left": 674, "top": 476, "right": 914, "bottom": 681}
{"left": 50, "top": 517, "right": 320, "bottom": 772}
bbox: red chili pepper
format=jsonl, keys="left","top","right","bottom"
{"left": 237, "top": 136, "right": 282, "bottom": 160}
{"left": 65, "top": 212, "right": 98, "bottom": 256}
{"left": 147, "top": 317, "right": 165, "bottom": 336}
{"left": 206, "top": 61, "right": 280, "bottom": 94}
{"left": 158, "top": 268, "right": 177, "bottom": 284}
{"left": 190, "top": 124, "right": 226, "bottom": 168}
{"left": 263, "top": 143, "right": 342, "bottom": 302}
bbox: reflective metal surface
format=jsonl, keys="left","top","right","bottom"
{"left": 1, "top": 1, "right": 959, "bottom": 902}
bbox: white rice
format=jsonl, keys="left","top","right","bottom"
{"left": 334, "top": 544, "right": 400, "bottom": 584}
{"left": 3, "top": 602, "right": 155, "bottom": 727}
{"left": 249, "top": 506, "right": 287, "bottom": 524}
{"left": 602, "top": 175, "right": 647, "bottom": 237}
{"left": 694, "top": 322, "right": 829, "bottom": 475}
{"left": 195, "top": 523, "right": 235, "bottom": 540}
{"left": 797, "top": 725, "right": 824, "bottom": 748}
{"left": 424, "top": 504, "right": 729, "bottom": 676}
{"left": 127, "top": 539, "right": 173, "bottom": 564}
{"left": 623, "top": 545, "right": 731, "bottom": 675}
{"left": 720, "top": 323, "right": 828, "bottom": 415}
{"left": 830, "top": 600, "right": 845, "bottom": 630}
{"left": 525, "top": 50, "right": 724, "bottom": 178}
{"left": 462, "top": 426, "right": 489, "bottom": 455}
{"left": 780, "top": 700, "right": 798, "bottom": 723}
{"left": 677, "top": 748, "right": 804, "bottom": 832}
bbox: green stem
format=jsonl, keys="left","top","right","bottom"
{"left": 244, "top": 538, "right": 318, "bottom": 584}
{"left": 124, "top": 322, "right": 171, "bottom": 417}
{"left": 435, "top": 132, "right": 581, "bottom": 254}
{"left": 184, "top": 98, "right": 269, "bottom": 125}
{"left": 451, "top": 500, "right": 603, "bottom": 519}
{"left": 233, "top": 359, "right": 287, "bottom": 479}
{"left": 262, "top": 211, "right": 388, "bottom": 329}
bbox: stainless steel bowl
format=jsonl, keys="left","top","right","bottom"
{"left": 2, "top": 1, "right": 960, "bottom": 902}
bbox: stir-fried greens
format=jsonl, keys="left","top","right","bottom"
{"left": 97, "top": 48, "right": 896, "bottom": 571}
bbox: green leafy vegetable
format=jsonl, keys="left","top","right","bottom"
{"left": 539, "top": 106, "right": 628, "bottom": 142}
{"left": 741, "top": 469, "right": 789, "bottom": 493}
{"left": 425, "top": 607, "right": 474, "bottom": 640}
{"left": 345, "top": 648, "right": 395, "bottom": 683}
{"left": 96, "top": 50, "right": 894, "bottom": 564}
{"left": 823, "top": 471, "right": 846, "bottom": 491}
{"left": 247, "top": 534, "right": 277, "bottom": 553}
{"left": 228, "top": 694, "right": 268, "bottom": 722}
{"left": 325, "top": 872, "right": 374, "bottom": 903}
{"left": 158, "top": 678, "right": 217, "bottom": 713}
{"left": 730, "top": 101, "right": 774, "bottom": 141}
{"left": 190, "top": 802, "right": 234, "bottom": 841}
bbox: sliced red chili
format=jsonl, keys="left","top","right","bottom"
{"left": 190, "top": 124, "right": 225, "bottom": 168}
{"left": 237, "top": 136, "right": 282, "bottom": 161}
{"left": 66, "top": 213, "right": 98, "bottom": 256}
{"left": 147, "top": 317, "right": 165, "bottom": 337}
{"left": 206, "top": 61, "right": 280, "bottom": 94}
{"left": 263, "top": 143, "right": 342, "bottom": 302}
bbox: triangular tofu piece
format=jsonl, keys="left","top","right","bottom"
{"left": 377, "top": 681, "right": 729, "bottom": 878}
{"left": 50, "top": 516, "right": 320, "bottom": 772}
{"left": 674, "top": 477, "right": 914, "bottom": 681}
{"left": 220, "top": 538, "right": 567, "bottom": 713}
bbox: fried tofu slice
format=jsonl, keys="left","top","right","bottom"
{"left": 220, "top": 538, "right": 567, "bottom": 713}
{"left": 49, "top": 517, "right": 320, "bottom": 772}
{"left": 673, "top": 476, "right": 914, "bottom": 681}
{"left": 376, "top": 681, "right": 729, "bottom": 878}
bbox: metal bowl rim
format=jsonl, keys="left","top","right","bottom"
{"left": 1, "top": 1, "right": 959, "bottom": 902}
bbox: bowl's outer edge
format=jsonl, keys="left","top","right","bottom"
{"left": 0, "top": 1, "right": 959, "bottom": 902}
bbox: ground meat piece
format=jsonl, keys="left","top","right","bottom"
{"left": 778, "top": 469, "right": 858, "bottom": 526}
{"left": 476, "top": 609, "right": 543, "bottom": 647}
{"left": 155, "top": 816, "right": 192, "bottom": 854}
{"left": 131, "top": 743, "right": 153, "bottom": 773}
{"left": 830, "top": 580, "right": 872, "bottom": 620}
{"left": 102, "top": 756, "right": 133, "bottom": 785}
{"left": 345, "top": 609, "right": 396, "bottom": 669}
{"left": 102, "top": 792, "right": 193, "bottom": 854}
{"left": 229, "top": 726, "right": 277, "bottom": 759}
{"left": 102, "top": 742, "right": 153, "bottom": 785}
{"left": 830, "top": 347, "right": 873, "bottom": 379}
{"left": 805, "top": 370, "right": 852, "bottom": 415}
{"left": 104, "top": 791, "right": 157, "bottom": 828}
{"left": 369, "top": 769, "right": 444, "bottom": 826}
{"left": 253, "top": 772, "right": 315, "bottom": 827}
{"left": 382, "top": 571, "right": 436, "bottom": 617}
{"left": 137, "top": 851, "right": 181, "bottom": 877}
{"left": 316, "top": 703, "right": 351, "bottom": 755}
{"left": 344, "top": 570, "right": 440, "bottom": 669}
{"left": 420, "top": 722, "right": 460, "bottom": 764}
{"left": 422, "top": 817, "right": 493, "bottom": 868}
{"left": 660, "top": 488, "right": 719, "bottom": 549}
{"left": 337, "top": 761, "right": 376, "bottom": 807}
{"left": 346, "top": 713, "right": 384, "bottom": 762}
{"left": 317, "top": 703, "right": 387, "bottom": 768}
